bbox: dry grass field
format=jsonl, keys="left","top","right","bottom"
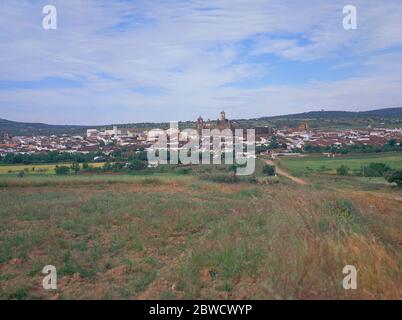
{"left": 0, "top": 172, "right": 401, "bottom": 300}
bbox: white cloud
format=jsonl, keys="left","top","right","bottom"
{"left": 0, "top": 0, "right": 402, "bottom": 124}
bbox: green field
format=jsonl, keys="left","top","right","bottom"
{"left": 279, "top": 153, "right": 402, "bottom": 176}
{"left": 0, "top": 163, "right": 105, "bottom": 175}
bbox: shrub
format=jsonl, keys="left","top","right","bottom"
{"left": 336, "top": 165, "right": 349, "bottom": 176}
{"left": 111, "top": 162, "right": 125, "bottom": 172}
{"left": 127, "top": 159, "right": 147, "bottom": 171}
{"left": 262, "top": 165, "right": 276, "bottom": 176}
{"left": 385, "top": 170, "right": 402, "bottom": 187}
{"left": 55, "top": 165, "right": 70, "bottom": 175}
{"left": 362, "top": 162, "right": 391, "bottom": 177}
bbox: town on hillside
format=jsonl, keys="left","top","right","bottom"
{"left": 1, "top": 111, "right": 402, "bottom": 159}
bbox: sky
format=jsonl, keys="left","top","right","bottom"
{"left": 1, "top": 0, "right": 402, "bottom": 125}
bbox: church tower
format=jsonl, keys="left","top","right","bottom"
{"left": 197, "top": 116, "right": 204, "bottom": 133}
{"left": 1, "top": 131, "right": 10, "bottom": 144}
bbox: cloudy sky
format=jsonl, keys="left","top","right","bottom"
{"left": 1, "top": 0, "right": 402, "bottom": 125}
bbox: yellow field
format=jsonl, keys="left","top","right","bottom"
{"left": 0, "top": 163, "right": 105, "bottom": 175}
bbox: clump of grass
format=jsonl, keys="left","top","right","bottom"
{"left": 324, "top": 199, "right": 355, "bottom": 223}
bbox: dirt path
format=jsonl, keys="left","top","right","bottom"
{"left": 263, "top": 159, "right": 308, "bottom": 185}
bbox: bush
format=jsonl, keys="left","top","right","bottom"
{"left": 262, "top": 165, "right": 276, "bottom": 176}
{"left": 336, "top": 165, "right": 349, "bottom": 176}
{"left": 55, "top": 165, "right": 70, "bottom": 175}
{"left": 385, "top": 170, "right": 402, "bottom": 187}
{"left": 127, "top": 159, "right": 147, "bottom": 171}
{"left": 362, "top": 162, "right": 391, "bottom": 177}
{"left": 111, "top": 162, "right": 125, "bottom": 172}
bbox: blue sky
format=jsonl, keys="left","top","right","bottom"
{"left": 1, "top": 0, "right": 402, "bottom": 124}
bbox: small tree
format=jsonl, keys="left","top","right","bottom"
{"left": 336, "top": 165, "right": 349, "bottom": 176}
{"left": 385, "top": 170, "right": 402, "bottom": 187}
{"left": 268, "top": 136, "right": 280, "bottom": 149}
{"left": 262, "top": 164, "right": 276, "bottom": 176}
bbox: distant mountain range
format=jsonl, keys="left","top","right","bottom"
{"left": 1, "top": 107, "right": 402, "bottom": 136}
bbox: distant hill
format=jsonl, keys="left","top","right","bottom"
{"left": 0, "top": 118, "right": 171, "bottom": 136}
{"left": 0, "top": 118, "right": 91, "bottom": 136}
{"left": 360, "top": 107, "right": 402, "bottom": 117}
{"left": 253, "top": 107, "right": 402, "bottom": 121}
{"left": 1, "top": 107, "right": 402, "bottom": 136}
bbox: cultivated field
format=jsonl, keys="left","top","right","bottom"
{"left": 0, "top": 171, "right": 401, "bottom": 300}
{"left": 279, "top": 152, "right": 402, "bottom": 176}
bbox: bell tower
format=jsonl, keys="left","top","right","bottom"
{"left": 197, "top": 116, "right": 204, "bottom": 132}
{"left": 2, "top": 131, "right": 10, "bottom": 144}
